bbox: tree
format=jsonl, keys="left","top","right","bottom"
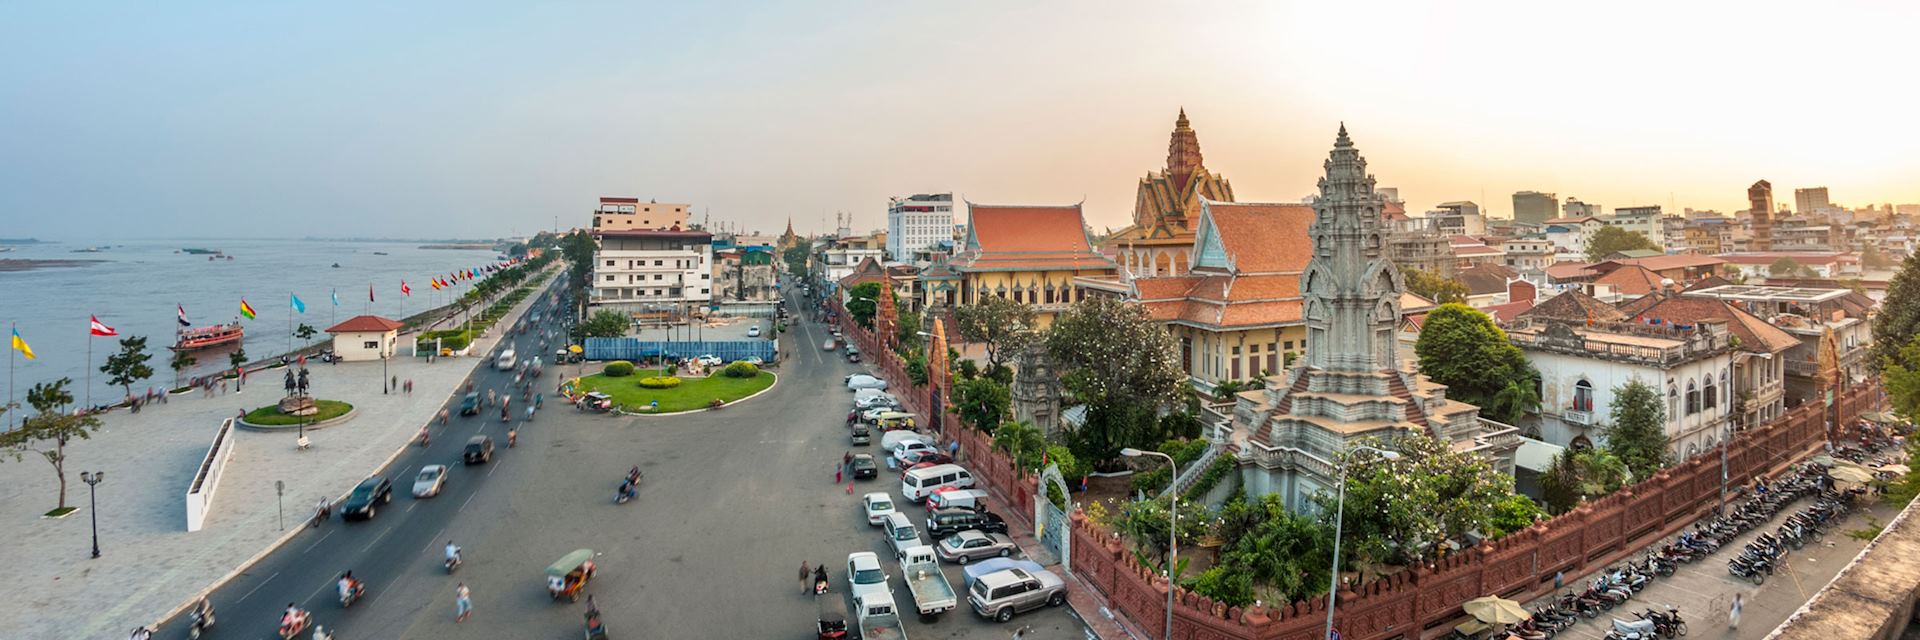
{"left": 1880, "top": 336, "right": 1920, "bottom": 421}
{"left": 952, "top": 377, "right": 1011, "bottom": 432}
{"left": 1603, "top": 378, "right": 1669, "bottom": 481}
{"left": 0, "top": 378, "right": 103, "bottom": 510}
{"left": 1113, "top": 495, "right": 1211, "bottom": 572}
{"left": 1873, "top": 250, "right": 1920, "bottom": 373}
{"left": 1414, "top": 303, "right": 1540, "bottom": 423}
{"left": 561, "top": 230, "right": 598, "bottom": 319}
{"left": 1211, "top": 493, "right": 1334, "bottom": 604}
{"left": 1486, "top": 494, "right": 1546, "bottom": 537}
{"left": 845, "top": 282, "right": 883, "bottom": 329}
{"left": 1863, "top": 245, "right": 1897, "bottom": 270}
{"left": 169, "top": 350, "right": 197, "bottom": 389}
{"left": 1403, "top": 267, "right": 1468, "bottom": 304}
{"left": 1313, "top": 434, "right": 1514, "bottom": 566}
{"left": 1584, "top": 226, "right": 1661, "bottom": 262}
{"left": 952, "top": 295, "right": 1039, "bottom": 371}
{"left": 782, "top": 244, "right": 811, "bottom": 279}
{"left": 1768, "top": 257, "right": 1803, "bottom": 276}
{"left": 1539, "top": 448, "right": 1630, "bottom": 512}
{"left": 1045, "top": 296, "right": 1186, "bottom": 463}
{"left": 228, "top": 348, "right": 248, "bottom": 373}
{"left": 294, "top": 323, "right": 318, "bottom": 348}
{"left": 580, "top": 310, "right": 630, "bottom": 338}
{"left": 895, "top": 307, "right": 923, "bottom": 351}
{"left": 99, "top": 335, "right": 154, "bottom": 398}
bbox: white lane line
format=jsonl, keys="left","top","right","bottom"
{"left": 233, "top": 571, "right": 278, "bottom": 604}
{"left": 487, "top": 459, "right": 503, "bottom": 477}
{"left": 301, "top": 530, "right": 335, "bottom": 555}
{"left": 303, "top": 577, "right": 334, "bottom": 606}
{"left": 423, "top": 528, "right": 448, "bottom": 554}
{"left": 406, "top": 501, "right": 419, "bottom": 512}
{"left": 460, "top": 491, "right": 478, "bottom": 512}
{"left": 360, "top": 526, "right": 392, "bottom": 553}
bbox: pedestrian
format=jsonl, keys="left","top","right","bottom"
{"left": 843, "top": 451, "right": 853, "bottom": 467}
{"left": 455, "top": 582, "right": 472, "bottom": 621}
{"left": 1553, "top": 570, "right": 1564, "bottom": 590}
{"left": 835, "top": 466, "right": 843, "bottom": 484}
{"left": 1730, "top": 593, "right": 1742, "bottom": 629}
{"left": 799, "top": 561, "right": 811, "bottom": 595}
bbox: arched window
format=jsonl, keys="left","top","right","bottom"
{"left": 1573, "top": 379, "right": 1594, "bottom": 413}
{"left": 1668, "top": 381, "right": 1679, "bottom": 419}
{"left": 1686, "top": 380, "right": 1700, "bottom": 415}
{"left": 1703, "top": 374, "right": 1717, "bottom": 412}
{"left": 1719, "top": 370, "right": 1731, "bottom": 410}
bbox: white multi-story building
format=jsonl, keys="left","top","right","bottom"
{"left": 886, "top": 193, "right": 955, "bottom": 262}
{"left": 1543, "top": 216, "right": 1605, "bottom": 256}
{"left": 589, "top": 229, "right": 714, "bottom": 316}
{"left": 1429, "top": 201, "right": 1487, "bottom": 236}
{"left": 1508, "top": 317, "right": 1736, "bottom": 461}
{"left": 1607, "top": 206, "right": 1665, "bottom": 249}
{"left": 1501, "top": 236, "right": 1555, "bottom": 278}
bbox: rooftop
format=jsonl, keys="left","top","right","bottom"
{"left": 326, "top": 315, "right": 404, "bottom": 334}
{"left": 951, "top": 203, "right": 1115, "bottom": 273}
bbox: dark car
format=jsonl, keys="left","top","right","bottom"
{"left": 903, "top": 451, "right": 955, "bottom": 467}
{"left": 850, "top": 453, "right": 879, "bottom": 479}
{"left": 342, "top": 476, "right": 394, "bottom": 521}
{"left": 458, "top": 392, "right": 480, "bottom": 416}
{"left": 926, "top": 508, "right": 1008, "bottom": 538}
{"left": 463, "top": 436, "right": 495, "bottom": 465}
{"left": 850, "top": 425, "right": 872, "bottom": 446}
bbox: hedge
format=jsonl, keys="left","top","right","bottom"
{"left": 604, "top": 361, "right": 636, "bottom": 377}
{"left": 638, "top": 376, "right": 682, "bottom": 389}
{"left": 723, "top": 361, "right": 760, "bottom": 378}
{"left": 1181, "top": 455, "right": 1237, "bottom": 499}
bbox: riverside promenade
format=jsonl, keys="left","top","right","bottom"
{"left": 0, "top": 271, "right": 558, "bottom": 639}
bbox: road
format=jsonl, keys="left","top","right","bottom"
{"left": 161, "top": 285, "right": 1089, "bottom": 639}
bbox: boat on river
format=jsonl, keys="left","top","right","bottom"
{"left": 173, "top": 322, "right": 245, "bottom": 351}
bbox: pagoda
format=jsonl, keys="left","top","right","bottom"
{"left": 1104, "top": 109, "right": 1235, "bottom": 279}
{"left": 1224, "top": 126, "right": 1518, "bottom": 510}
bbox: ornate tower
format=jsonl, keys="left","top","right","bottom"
{"left": 1302, "top": 125, "right": 1402, "bottom": 372}
{"left": 1748, "top": 180, "right": 1774, "bottom": 251}
{"left": 1166, "top": 108, "right": 1204, "bottom": 193}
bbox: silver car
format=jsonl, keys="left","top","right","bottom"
{"left": 412, "top": 464, "right": 448, "bottom": 498}
{"left": 968, "top": 567, "right": 1066, "bottom": 622}
{"left": 935, "top": 530, "right": 1016, "bottom": 564}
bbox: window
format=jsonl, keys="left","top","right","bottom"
{"left": 363, "top": 340, "right": 379, "bottom": 349}
{"left": 604, "top": 275, "right": 615, "bottom": 282}
{"left": 1686, "top": 380, "right": 1700, "bottom": 415}
{"left": 604, "top": 260, "right": 615, "bottom": 267}
{"left": 702, "top": 273, "right": 710, "bottom": 279}
{"left": 700, "top": 288, "right": 709, "bottom": 294}
{"left": 1284, "top": 341, "right": 1294, "bottom": 351}
{"left": 1703, "top": 374, "right": 1718, "bottom": 411}
{"left": 654, "top": 260, "right": 664, "bottom": 266}
{"left": 1573, "top": 379, "right": 1594, "bottom": 412}
{"left": 1668, "top": 382, "right": 1679, "bottom": 419}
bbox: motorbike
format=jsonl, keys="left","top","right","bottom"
{"left": 1605, "top": 616, "right": 1658, "bottom": 640}
{"left": 188, "top": 606, "right": 215, "bottom": 638}
{"left": 1727, "top": 555, "right": 1772, "bottom": 585}
{"left": 278, "top": 613, "right": 310, "bottom": 639}
{"left": 616, "top": 481, "right": 637, "bottom": 505}
{"left": 447, "top": 555, "right": 462, "bottom": 574}
{"left": 311, "top": 503, "right": 331, "bottom": 528}
{"left": 1637, "top": 606, "right": 1686, "bottom": 637}
{"left": 340, "top": 581, "right": 367, "bottom": 607}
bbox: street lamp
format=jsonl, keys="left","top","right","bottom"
{"left": 81, "top": 471, "right": 105, "bottom": 558}
{"left": 1120, "top": 447, "right": 1177, "bottom": 640}
{"left": 1326, "top": 445, "right": 1400, "bottom": 640}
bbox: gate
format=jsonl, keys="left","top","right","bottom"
{"left": 1034, "top": 464, "right": 1072, "bottom": 573}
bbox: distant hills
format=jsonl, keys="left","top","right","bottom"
{"left": 0, "top": 238, "right": 46, "bottom": 244}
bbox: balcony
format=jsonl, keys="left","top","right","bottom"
{"left": 1557, "top": 408, "right": 1594, "bottom": 426}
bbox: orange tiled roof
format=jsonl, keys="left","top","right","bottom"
{"left": 327, "top": 315, "right": 403, "bottom": 333}
{"left": 951, "top": 204, "right": 1116, "bottom": 273}
{"left": 1591, "top": 264, "right": 1665, "bottom": 296}
{"left": 1601, "top": 254, "right": 1725, "bottom": 272}
{"left": 1628, "top": 296, "right": 1801, "bottom": 354}
{"left": 1203, "top": 202, "right": 1314, "bottom": 274}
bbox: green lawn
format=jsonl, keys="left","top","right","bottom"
{"left": 577, "top": 371, "right": 776, "bottom": 413}
{"left": 244, "top": 399, "right": 354, "bottom": 425}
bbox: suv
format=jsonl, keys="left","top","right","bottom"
{"left": 463, "top": 436, "right": 495, "bottom": 464}
{"left": 342, "top": 476, "right": 394, "bottom": 521}
{"left": 926, "top": 508, "right": 1008, "bottom": 538}
{"left": 850, "top": 424, "right": 872, "bottom": 446}
{"left": 969, "top": 567, "right": 1066, "bottom": 622}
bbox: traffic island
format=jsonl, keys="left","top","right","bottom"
{"left": 575, "top": 368, "right": 776, "bottom": 414}
{"left": 236, "top": 399, "right": 356, "bottom": 430}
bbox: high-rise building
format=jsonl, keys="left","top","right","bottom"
{"left": 1606, "top": 205, "right": 1665, "bottom": 248}
{"left": 885, "top": 193, "right": 954, "bottom": 261}
{"left": 1513, "top": 191, "right": 1558, "bottom": 225}
{"left": 1429, "top": 201, "right": 1486, "bottom": 236}
{"left": 1794, "top": 187, "right": 1830, "bottom": 214}
{"left": 1562, "top": 197, "right": 1603, "bottom": 218}
{"left": 1749, "top": 180, "right": 1774, "bottom": 251}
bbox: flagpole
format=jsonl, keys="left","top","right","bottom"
{"left": 86, "top": 327, "right": 93, "bottom": 411}
{"left": 9, "top": 321, "right": 15, "bottom": 431}
{"left": 288, "top": 296, "right": 294, "bottom": 356}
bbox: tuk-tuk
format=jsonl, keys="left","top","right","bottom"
{"left": 816, "top": 595, "right": 849, "bottom": 640}
{"left": 546, "top": 549, "right": 597, "bottom": 602}
{"left": 580, "top": 392, "right": 613, "bottom": 413}
{"left": 875, "top": 411, "right": 915, "bottom": 431}
{"left": 458, "top": 393, "right": 481, "bottom": 416}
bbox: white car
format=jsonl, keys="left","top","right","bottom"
{"left": 846, "top": 552, "right": 891, "bottom": 603}
{"left": 495, "top": 349, "right": 517, "bottom": 371}
{"left": 743, "top": 356, "right": 765, "bottom": 365}
{"left": 695, "top": 354, "right": 722, "bottom": 366}
{"left": 412, "top": 465, "right": 448, "bottom": 498}
{"left": 863, "top": 492, "right": 897, "bottom": 525}
{"left": 747, "top": 326, "right": 762, "bottom": 337}
{"left": 892, "top": 440, "right": 937, "bottom": 465}
{"left": 846, "top": 374, "right": 889, "bottom": 392}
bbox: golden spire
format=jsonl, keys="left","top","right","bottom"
{"left": 1166, "top": 108, "right": 1203, "bottom": 192}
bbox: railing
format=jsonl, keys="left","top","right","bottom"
{"left": 185, "top": 418, "right": 237, "bottom": 533}
{"left": 1560, "top": 407, "right": 1593, "bottom": 425}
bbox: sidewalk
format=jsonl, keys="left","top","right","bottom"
{"left": 0, "top": 272, "right": 556, "bottom": 639}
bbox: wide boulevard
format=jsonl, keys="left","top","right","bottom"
{"left": 158, "top": 285, "right": 1089, "bottom": 638}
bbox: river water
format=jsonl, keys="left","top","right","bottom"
{"left": 0, "top": 239, "right": 503, "bottom": 406}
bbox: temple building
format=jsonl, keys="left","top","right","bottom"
{"left": 1102, "top": 110, "right": 1236, "bottom": 279}
{"left": 949, "top": 203, "right": 1117, "bottom": 327}
{"left": 1220, "top": 126, "right": 1519, "bottom": 510}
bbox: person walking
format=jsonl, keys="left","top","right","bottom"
{"left": 1729, "top": 593, "right": 1742, "bottom": 629}
{"left": 455, "top": 583, "right": 472, "bottom": 622}
{"left": 799, "top": 561, "right": 812, "bottom": 595}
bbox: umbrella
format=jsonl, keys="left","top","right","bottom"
{"left": 1829, "top": 466, "right": 1875, "bottom": 483}
{"left": 1808, "top": 455, "right": 1837, "bottom": 467}
{"left": 1463, "top": 596, "right": 1530, "bottom": 625}
{"left": 1878, "top": 464, "right": 1911, "bottom": 474}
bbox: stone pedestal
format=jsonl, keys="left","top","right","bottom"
{"left": 277, "top": 395, "right": 318, "bottom": 416}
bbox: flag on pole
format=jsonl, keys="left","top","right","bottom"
{"left": 431, "top": 279, "right": 442, "bottom": 290}
{"left": 178, "top": 304, "right": 191, "bottom": 327}
{"left": 331, "top": 288, "right": 340, "bottom": 307}
{"left": 239, "top": 298, "right": 257, "bottom": 320}
{"left": 401, "top": 280, "right": 411, "bottom": 296}
{"left": 89, "top": 315, "right": 118, "bottom": 337}
{"left": 11, "top": 327, "right": 35, "bottom": 360}
{"left": 291, "top": 293, "right": 307, "bottom": 314}
{"left": 368, "top": 283, "right": 375, "bottom": 302}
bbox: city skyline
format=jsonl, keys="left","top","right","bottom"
{"left": 4, "top": 1, "right": 1918, "bottom": 240}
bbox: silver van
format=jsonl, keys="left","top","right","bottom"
{"left": 901, "top": 464, "right": 975, "bottom": 500}
{"left": 927, "top": 488, "right": 990, "bottom": 512}
{"left": 882, "top": 512, "right": 924, "bottom": 559}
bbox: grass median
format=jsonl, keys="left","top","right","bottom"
{"left": 576, "top": 370, "right": 775, "bottom": 413}
{"left": 243, "top": 399, "right": 354, "bottom": 425}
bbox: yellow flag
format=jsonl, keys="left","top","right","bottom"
{"left": 10, "top": 328, "right": 35, "bottom": 360}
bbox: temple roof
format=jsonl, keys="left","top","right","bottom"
{"left": 1132, "top": 201, "right": 1315, "bottom": 329}
{"left": 1114, "top": 110, "right": 1235, "bottom": 244}
{"left": 950, "top": 204, "right": 1115, "bottom": 273}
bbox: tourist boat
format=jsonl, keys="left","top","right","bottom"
{"left": 173, "top": 322, "right": 245, "bottom": 351}
{"left": 332, "top": 262, "right": 341, "bottom": 268}
{"left": 371, "top": 251, "right": 389, "bottom": 256}
{"left": 182, "top": 248, "right": 220, "bottom": 255}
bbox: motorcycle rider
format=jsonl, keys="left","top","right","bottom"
{"left": 507, "top": 428, "right": 518, "bottom": 447}
{"left": 445, "top": 540, "right": 463, "bottom": 568}
{"left": 418, "top": 426, "right": 430, "bottom": 447}
{"left": 313, "top": 498, "right": 331, "bottom": 525}
{"left": 282, "top": 603, "right": 305, "bottom": 629}
{"left": 190, "top": 597, "right": 215, "bottom": 629}
{"left": 338, "top": 571, "right": 362, "bottom": 603}
{"left": 313, "top": 625, "right": 334, "bottom": 640}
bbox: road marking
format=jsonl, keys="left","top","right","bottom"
{"left": 303, "top": 577, "right": 334, "bottom": 606}
{"left": 460, "top": 491, "right": 478, "bottom": 512}
{"left": 423, "top": 528, "right": 448, "bottom": 554}
{"left": 234, "top": 571, "right": 277, "bottom": 604}
{"left": 301, "top": 530, "right": 335, "bottom": 555}
{"left": 361, "top": 526, "right": 392, "bottom": 553}
{"left": 487, "top": 459, "right": 503, "bottom": 477}
{"left": 406, "top": 501, "right": 419, "bottom": 512}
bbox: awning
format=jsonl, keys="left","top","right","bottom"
{"left": 1514, "top": 436, "right": 1566, "bottom": 473}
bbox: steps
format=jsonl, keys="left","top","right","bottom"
{"left": 1384, "top": 372, "right": 1432, "bottom": 432}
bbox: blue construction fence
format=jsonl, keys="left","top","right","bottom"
{"left": 583, "top": 337, "right": 777, "bottom": 363}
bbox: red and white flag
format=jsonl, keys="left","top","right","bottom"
{"left": 178, "top": 304, "right": 191, "bottom": 327}
{"left": 401, "top": 280, "right": 411, "bottom": 296}
{"left": 89, "top": 315, "right": 118, "bottom": 337}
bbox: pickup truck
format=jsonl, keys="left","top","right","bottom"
{"left": 854, "top": 591, "right": 909, "bottom": 640}
{"left": 897, "top": 545, "right": 957, "bottom": 616}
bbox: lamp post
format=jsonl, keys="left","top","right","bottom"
{"left": 1120, "top": 447, "right": 1177, "bottom": 640}
{"left": 81, "top": 471, "right": 105, "bottom": 558}
{"left": 1326, "top": 445, "right": 1400, "bottom": 640}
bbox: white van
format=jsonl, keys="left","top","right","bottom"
{"left": 495, "top": 349, "right": 517, "bottom": 371}
{"left": 882, "top": 511, "right": 924, "bottom": 559}
{"left": 901, "top": 464, "right": 975, "bottom": 500}
{"left": 927, "top": 488, "right": 990, "bottom": 512}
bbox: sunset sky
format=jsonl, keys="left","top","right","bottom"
{"left": 3, "top": 1, "right": 1916, "bottom": 240}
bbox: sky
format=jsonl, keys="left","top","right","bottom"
{"left": 3, "top": 1, "right": 1917, "bottom": 241}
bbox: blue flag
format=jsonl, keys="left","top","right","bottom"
{"left": 331, "top": 288, "right": 340, "bottom": 306}
{"left": 291, "top": 293, "right": 307, "bottom": 314}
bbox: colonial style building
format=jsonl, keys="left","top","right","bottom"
{"left": 1507, "top": 316, "right": 1736, "bottom": 460}
{"left": 1102, "top": 110, "right": 1235, "bottom": 279}
{"left": 950, "top": 203, "right": 1116, "bottom": 327}
{"left": 1658, "top": 284, "right": 1874, "bottom": 407}
{"left": 1222, "top": 126, "right": 1519, "bottom": 511}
